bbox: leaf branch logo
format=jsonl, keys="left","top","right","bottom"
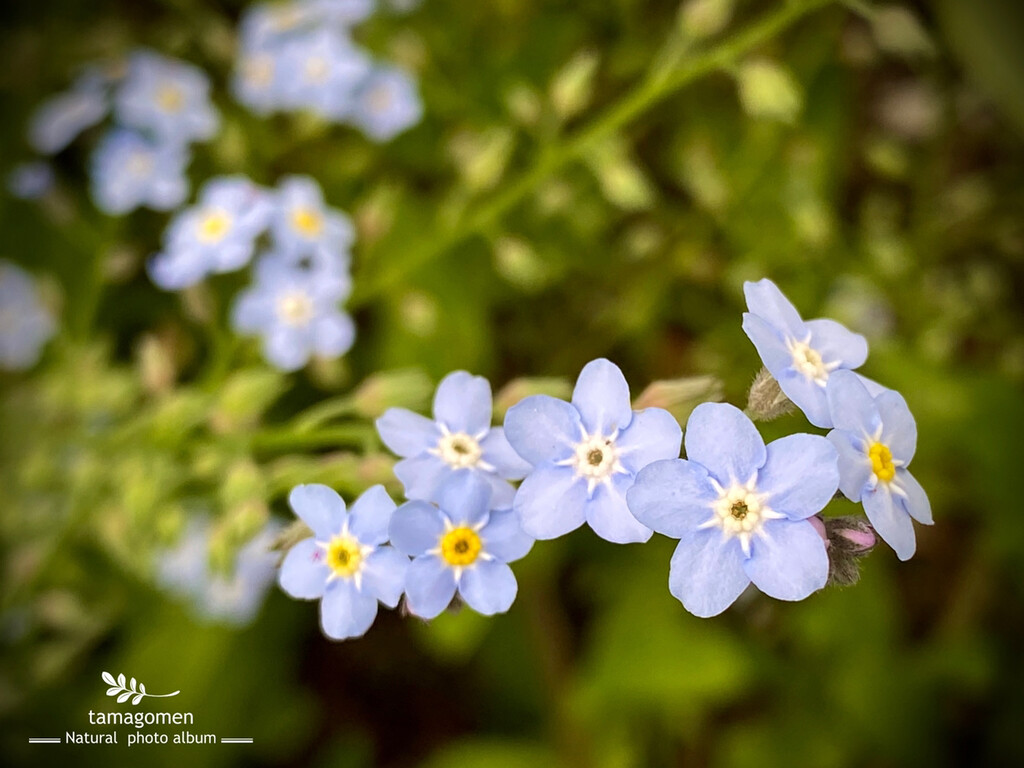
{"left": 101, "top": 672, "right": 180, "bottom": 705}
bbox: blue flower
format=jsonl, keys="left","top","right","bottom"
{"left": 279, "top": 484, "right": 409, "bottom": 640}
{"left": 626, "top": 402, "right": 838, "bottom": 617}
{"left": 305, "top": 0, "right": 376, "bottom": 27}
{"left": 504, "top": 358, "right": 682, "bottom": 544}
{"left": 114, "top": 50, "right": 219, "bottom": 146}
{"left": 231, "top": 253, "right": 354, "bottom": 371}
{"left": 350, "top": 65, "right": 423, "bottom": 141}
{"left": 276, "top": 28, "right": 372, "bottom": 120}
{"left": 28, "top": 71, "right": 109, "bottom": 154}
{"left": 232, "top": 42, "right": 291, "bottom": 117}
{"left": 148, "top": 176, "right": 274, "bottom": 290}
{"left": 825, "top": 370, "right": 932, "bottom": 561}
{"left": 271, "top": 175, "right": 356, "bottom": 257}
{"left": 0, "top": 260, "right": 57, "bottom": 370}
{"left": 376, "top": 371, "right": 532, "bottom": 508}
{"left": 389, "top": 472, "right": 532, "bottom": 619}
{"left": 742, "top": 278, "right": 869, "bottom": 428}
{"left": 7, "top": 162, "right": 55, "bottom": 200}
{"left": 89, "top": 129, "right": 189, "bottom": 214}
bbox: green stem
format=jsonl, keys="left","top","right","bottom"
{"left": 249, "top": 424, "right": 376, "bottom": 453}
{"left": 348, "top": 0, "right": 833, "bottom": 308}
{"left": 293, "top": 395, "right": 359, "bottom": 432}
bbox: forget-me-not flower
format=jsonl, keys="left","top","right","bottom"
{"left": 114, "top": 50, "right": 219, "bottom": 145}
{"left": 626, "top": 402, "right": 839, "bottom": 617}
{"left": 0, "top": 260, "right": 57, "bottom": 370}
{"left": 742, "top": 278, "right": 869, "bottom": 428}
{"left": 232, "top": 43, "right": 291, "bottom": 116}
{"left": 504, "top": 358, "right": 682, "bottom": 544}
{"left": 376, "top": 371, "right": 532, "bottom": 509}
{"left": 277, "top": 28, "right": 372, "bottom": 120}
{"left": 90, "top": 129, "right": 189, "bottom": 214}
{"left": 279, "top": 484, "right": 409, "bottom": 640}
{"left": 28, "top": 71, "right": 109, "bottom": 154}
{"left": 825, "top": 370, "right": 932, "bottom": 560}
{"left": 149, "top": 176, "right": 274, "bottom": 290}
{"left": 389, "top": 472, "right": 533, "bottom": 619}
{"left": 350, "top": 65, "right": 423, "bottom": 141}
{"left": 271, "top": 175, "right": 356, "bottom": 256}
{"left": 231, "top": 253, "right": 354, "bottom": 371}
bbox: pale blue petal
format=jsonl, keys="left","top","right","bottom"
{"left": 388, "top": 501, "right": 445, "bottom": 556}
{"left": 741, "top": 312, "right": 792, "bottom": 375}
{"left": 757, "top": 434, "right": 839, "bottom": 520}
{"left": 776, "top": 371, "right": 832, "bottom": 428}
{"left": 264, "top": 325, "right": 310, "bottom": 371}
{"left": 504, "top": 395, "right": 582, "bottom": 466}
{"left": 627, "top": 459, "right": 718, "bottom": 538}
{"left": 805, "top": 318, "right": 868, "bottom": 369}
{"left": 616, "top": 407, "right": 682, "bottom": 475}
{"left": 863, "top": 485, "right": 916, "bottom": 560}
{"left": 857, "top": 374, "right": 889, "bottom": 398}
{"left": 826, "top": 430, "right": 872, "bottom": 502}
{"left": 480, "top": 508, "right": 534, "bottom": 563}
{"left": 393, "top": 454, "right": 449, "bottom": 501}
{"left": 480, "top": 427, "right": 532, "bottom": 479}
{"left": 319, "top": 579, "right": 378, "bottom": 640}
{"left": 278, "top": 538, "right": 327, "bottom": 599}
{"left": 433, "top": 371, "right": 492, "bottom": 435}
{"left": 360, "top": 546, "right": 409, "bottom": 608}
{"left": 404, "top": 555, "right": 457, "bottom": 619}
{"left": 312, "top": 312, "right": 356, "bottom": 358}
{"left": 348, "top": 485, "right": 396, "bottom": 545}
{"left": 684, "top": 403, "right": 766, "bottom": 485}
{"left": 459, "top": 560, "right": 517, "bottom": 615}
{"left": 376, "top": 408, "right": 440, "bottom": 458}
{"left": 231, "top": 290, "right": 273, "bottom": 333}
{"left": 513, "top": 464, "right": 587, "bottom": 540}
{"left": 744, "top": 519, "right": 829, "bottom": 601}
{"left": 585, "top": 478, "right": 653, "bottom": 544}
{"left": 289, "top": 484, "right": 346, "bottom": 539}
{"left": 571, "top": 358, "right": 633, "bottom": 435}
{"left": 668, "top": 528, "right": 749, "bottom": 618}
{"left": 895, "top": 469, "right": 932, "bottom": 525}
{"left": 826, "top": 370, "right": 880, "bottom": 435}
{"left": 481, "top": 473, "right": 517, "bottom": 511}
{"left": 743, "top": 279, "right": 805, "bottom": 338}
{"left": 436, "top": 471, "right": 491, "bottom": 526}
{"left": 876, "top": 389, "right": 917, "bottom": 464}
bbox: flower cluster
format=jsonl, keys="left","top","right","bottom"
{"left": 232, "top": 0, "right": 423, "bottom": 141}
{"left": 0, "top": 260, "right": 57, "bottom": 371}
{"left": 149, "top": 174, "right": 356, "bottom": 372}
{"left": 24, "top": 50, "right": 219, "bottom": 214}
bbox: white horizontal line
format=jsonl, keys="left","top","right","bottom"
{"left": 29, "top": 738, "right": 62, "bottom": 743}
{"left": 220, "top": 738, "right": 253, "bottom": 743}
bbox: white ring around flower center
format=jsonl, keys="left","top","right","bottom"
{"left": 557, "top": 425, "right": 628, "bottom": 496}
{"left": 276, "top": 290, "right": 314, "bottom": 326}
{"left": 785, "top": 333, "right": 840, "bottom": 387}
{"left": 699, "top": 477, "right": 785, "bottom": 557}
{"left": 434, "top": 428, "right": 485, "bottom": 469}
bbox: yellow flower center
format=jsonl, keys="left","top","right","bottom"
{"left": 244, "top": 55, "right": 274, "bottom": 87}
{"left": 369, "top": 85, "right": 393, "bottom": 114}
{"left": 197, "top": 209, "right": 232, "bottom": 243}
{"left": 291, "top": 207, "right": 323, "bottom": 237}
{"left": 304, "top": 56, "right": 329, "bottom": 83}
{"left": 440, "top": 527, "right": 482, "bottom": 567}
{"left": 157, "top": 84, "right": 184, "bottom": 113}
{"left": 325, "top": 535, "right": 363, "bottom": 578}
{"left": 276, "top": 291, "right": 314, "bottom": 326}
{"left": 868, "top": 442, "right": 895, "bottom": 483}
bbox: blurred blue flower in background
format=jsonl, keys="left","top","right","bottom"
{"left": 278, "top": 28, "right": 372, "bottom": 120}
{"left": 742, "top": 278, "right": 869, "bottom": 428}
{"left": 7, "top": 161, "right": 55, "bottom": 200}
{"left": 89, "top": 128, "right": 189, "bottom": 214}
{"left": 156, "top": 519, "right": 281, "bottom": 626}
{"left": 504, "top": 358, "right": 682, "bottom": 544}
{"left": 114, "top": 50, "right": 219, "bottom": 145}
{"left": 627, "top": 402, "right": 838, "bottom": 617}
{"left": 27, "top": 70, "right": 109, "bottom": 154}
{"left": 377, "top": 371, "right": 532, "bottom": 507}
{"left": 389, "top": 472, "right": 532, "bottom": 619}
{"left": 271, "top": 175, "right": 356, "bottom": 256}
{"left": 231, "top": 253, "right": 354, "bottom": 371}
{"left": 826, "top": 370, "right": 932, "bottom": 561}
{"left": 351, "top": 65, "right": 423, "bottom": 142}
{"left": 0, "top": 260, "right": 57, "bottom": 370}
{"left": 149, "top": 175, "right": 274, "bottom": 290}
{"left": 279, "top": 484, "right": 408, "bottom": 640}
{"left": 310, "top": 0, "right": 377, "bottom": 27}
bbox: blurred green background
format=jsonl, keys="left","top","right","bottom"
{"left": 2, "top": 0, "right": 1024, "bottom": 766}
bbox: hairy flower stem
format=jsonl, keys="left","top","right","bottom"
{"left": 349, "top": 0, "right": 834, "bottom": 308}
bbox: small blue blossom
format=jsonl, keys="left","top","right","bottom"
{"left": 742, "top": 278, "right": 869, "bottom": 428}
{"left": 504, "top": 358, "right": 682, "bottom": 544}
{"left": 825, "top": 370, "right": 932, "bottom": 561}
{"left": 305, "top": 0, "right": 377, "bottom": 27}
{"left": 376, "top": 371, "right": 533, "bottom": 509}
{"left": 276, "top": 28, "right": 373, "bottom": 120}
{"left": 0, "top": 260, "right": 57, "bottom": 370}
{"left": 232, "top": 39, "right": 292, "bottom": 116}
{"left": 157, "top": 519, "right": 281, "bottom": 626}
{"left": 271, "top": 175, "right": 356, "bottom": 256}
{"left": 350, "top": 65, "right": 423, "bottom": 141}
{"left": 114, "top": 50, "right": 219, "bottom": 145}
{"left": 148, "top": 176, "right": 274, "bottom": 290}
{"left": 389, "top": 472, "right": 532, "bottom": 619}
{"left": 28, "top": 71, "right": 109, "bottom": 154}
{"left": 626, "top": 402, "right": 839, "bottom": 617}
{"left": 279, "top": 484, "right": 409, "bottom": 640}
{"left": 7, "top": 162, "right": 55, "bottom": 201}
{"left": 231, "top": 253, "right": 354, "bottom": 371}
{"left": 90, "top": 129, "right": 189, "bottom": 214}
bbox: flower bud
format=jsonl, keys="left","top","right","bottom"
{"left": 745, "top": 366, "right": 796, "bottom": 421}
{"left": 352, "top": 369, "right": 433, "bottom": 418}
{"left": 680, "top": 0, "right": 734, "bottom": 41}
{"left": 493, "top": 377, "right": 573, "bottom": 419}
{"left": 634, "top": 375, "right": 723, "bottom": 423}
{"left": 823, "top": 516, "right": 877, "bottom": 587}
{"left": 736, "top": 58, "right": 803, "bottom": 124}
